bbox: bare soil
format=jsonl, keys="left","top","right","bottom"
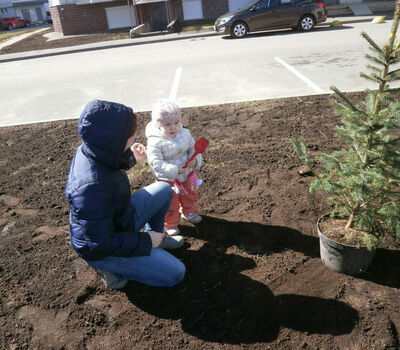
{"left": 319, "top": 217, "right": 369, "bottom": 247}
{"left": 0, "top": 28, "right": 131, "bottom": 55}
{"left": 1, "top": 94, "right": 400, "bottom": 350}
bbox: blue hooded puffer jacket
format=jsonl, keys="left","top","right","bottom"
{"left": 65, "top": 100, "right": 152, "bottom": 261}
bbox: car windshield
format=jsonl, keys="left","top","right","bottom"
{"left": 238, "top": 0, "right": 259, "bottom": 10}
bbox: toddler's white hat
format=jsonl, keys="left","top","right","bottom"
{"left": 152, "top": 99, "right": 181, "bottom": 126}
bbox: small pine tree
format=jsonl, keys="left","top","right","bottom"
{"left": 291, "top": 2, "right": 400, "bottom": 250}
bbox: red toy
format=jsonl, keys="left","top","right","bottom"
{"left": 182, "top": 137, "right": 209, "bottom": 169}
{"left": 173, "top": 137, "right": 209, "bottom": 194}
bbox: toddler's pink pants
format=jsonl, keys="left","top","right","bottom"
{"left": 158, "top": 179, "right": 198, "bottom": 228}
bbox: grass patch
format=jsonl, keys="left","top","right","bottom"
{"left": 182, "top": 22, "right": 214, "bottom": 31}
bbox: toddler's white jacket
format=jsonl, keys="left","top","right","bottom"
{"left": 145, "top": 122, "right": 202, "bottom": 182}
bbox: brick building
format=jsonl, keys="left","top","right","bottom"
{"left": 49, "top": 0, "right": 253, "bottom": 35}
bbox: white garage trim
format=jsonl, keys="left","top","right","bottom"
{"left": 182, "top": 0, "right": 203, "bottom": 20}
{"left": 105, "top": 5, "right": 136, "bottom": 29}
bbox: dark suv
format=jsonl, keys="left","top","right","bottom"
{"left": 214, "top": 0, "right": 327, "bottom": 38}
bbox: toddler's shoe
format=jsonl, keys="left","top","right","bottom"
{"left": 181, "top": 212, "right": 202, "bottom": 224}
{"left": 95, "top": 269, "right": 128, "bottom": 290}
{"left": 165, "top": 226, "right": 180, "bottom": 236}
{"left": 160, "top": 235, "right": 184, "bottom": 249}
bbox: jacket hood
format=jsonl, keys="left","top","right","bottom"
{"left": 78, "top": 100, "right": 134, "bottom": 169}
{"left": 145, "top": 121, "right": 164, "bottom": 139}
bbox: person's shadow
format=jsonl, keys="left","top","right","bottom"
{"left": 124, "top": 216, "right": 358, "bottom": 344}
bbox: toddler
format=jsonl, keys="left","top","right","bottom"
{"left": 146, "top": 99, "right": 203, "bottom": 236}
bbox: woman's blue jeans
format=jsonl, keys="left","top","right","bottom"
{"left": 85, "top": 181, "right": 186, "bottom": 287}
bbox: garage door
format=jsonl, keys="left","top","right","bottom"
{"left": 106, "top": 6, "right": 137, "bottom": 30}
{"left": 182, "top": 0, "right": 203, "bottom": 20}
{"left": 229, "top": 0, "right": 249, "bottom": 11}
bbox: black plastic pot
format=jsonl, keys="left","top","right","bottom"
{"left": 317, "top": 214, "right": 375, "bottom": 275}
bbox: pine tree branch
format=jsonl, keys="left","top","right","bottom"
{"left": 388, "top": 55, "right": 400, "bottom": 64}
{"left": 360, "top": 72, "right": 384, "bottom": 83}
{"left": 351, "top": 143, "right": 366, "bottom": 164}
{"left": 366, "top": 64, "right": 381, "bottom": 73}
{"left": 386, "top": 73, "right": 400, "bottom": 82}
{"left": 330, "top": 86, "right": 369, "bottom": 117}
{"left": 385, "top": 87, "right": 400, "bottom": 93}
{"left": 373, "top": 73, "right": 387, "bottom": 83}
{"left": 362, "top": 31, "right": 384, "bottom": 54}
{"left": 370, "top": 9, "right": 400, "bottom": 119}
{"left": 365, "top": 54, "right": 386, "bottom": 66}
{"left": 387, "top": 67, "right": 400, "bottom": 76}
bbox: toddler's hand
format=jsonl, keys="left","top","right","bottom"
{"left": 131, "top": 143, "right": 147, "bottom": 162}
{"left": 148, "top": 231, "right": 166, "bottom": 248}
{"left": 178, "top": 167, "right": 186, "bottom": 174}
{"left": 187, "top": 159, "right": 197, "bottom": 169}
{"left": 178, "top": 159, "right": 197, "bottom": 174}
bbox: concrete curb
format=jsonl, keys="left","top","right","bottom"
{"left": 0, "top": 30, "right": 217, "bottom": 63}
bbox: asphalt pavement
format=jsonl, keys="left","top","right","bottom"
{"left": 0, "top": 12, "right": 394, "bottom": 64}
{"left": 1, "top": 11, "right": 397, "bottom": 127}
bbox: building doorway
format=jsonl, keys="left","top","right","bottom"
{"left": 35, "top": 7, "right": 44, "bottom": 21}
{"left": 151, "top": 1, "right": 168, "bottom": 31}
{"left": 21, "top": 9, "right": 31, "bottom": 21}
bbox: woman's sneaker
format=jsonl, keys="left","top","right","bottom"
{"left": 181, "top": 212, "right": 202, "bottom": 224}
{"left": 95, "top": 269, "right": 128, "bottom": 290}
{"left": 165, "top": 226, "right": 180, "bottom": 236}
{"left": 159, "top": 235, "right": 184, "bottom": 249}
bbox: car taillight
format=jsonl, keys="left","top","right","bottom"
{"left": 315, "top": 2, "right": 326, "bottom": 7}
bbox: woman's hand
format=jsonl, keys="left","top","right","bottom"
{"left": 148, "top": 231, "right": 166, "bottom": 248}
{"left": 131, "top": 143, "right": 147, "bottom": 162}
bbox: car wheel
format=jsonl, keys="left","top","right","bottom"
{"left": 25, "top": 22, "right": 30, "bottom": 27}
{"left": 299, "top": 15, "right": 315, "bottom": 31}
{"left": 231, "top": 22, "right": 248, "bottom": 38}
{"left": 7, "top": 24, "right": 13, "bottom": 30}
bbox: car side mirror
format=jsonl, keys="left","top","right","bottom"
{"left": 249, "top": 5, "right": 258, "bottom": 12}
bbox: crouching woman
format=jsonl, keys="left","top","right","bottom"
{"left": 65, "top": 100, "right": 185, "bottom": 289}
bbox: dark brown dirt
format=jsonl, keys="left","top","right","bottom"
{"left": 1, "top": 94, "right": 400, "bottom": 350}
{"left": 0, "top": 28, "right": 131, "bottom": 55}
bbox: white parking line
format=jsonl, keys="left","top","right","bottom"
{"left": 169, "top": 67, "right": 182, "bottom": 101}
{"left": 274, "top": 56, "right": 324, "bottom": 93}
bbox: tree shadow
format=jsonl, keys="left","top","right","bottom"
{"left": 124, "top": 216, "right": 358, "bottom": 344}
{"left": 359, "top": 247, "right": 400, "bottom": 288}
